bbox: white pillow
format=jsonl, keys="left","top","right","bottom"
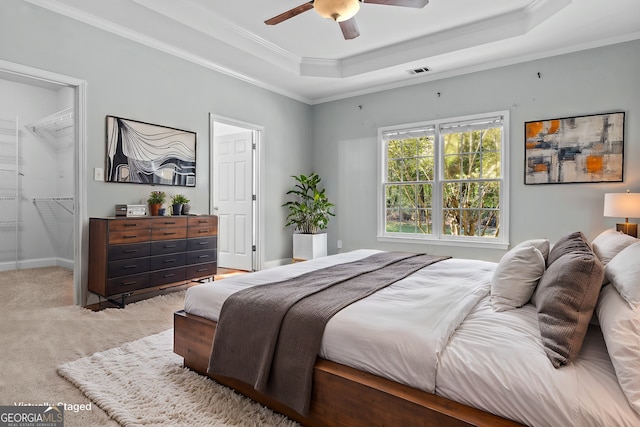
{"left": 491, "top": 245, "right": 545, "bottom": 312}
{"left": 592, "top": 228, "right": 638, "bottom": 267}
{"left": 512, "top": 238, "right": 550, "bottom": 263}
{"left": 606, "top": 242, "right": 640, "bottom": 310}
{"left": 597, "top": 284, "right": 640, "bottom": 414}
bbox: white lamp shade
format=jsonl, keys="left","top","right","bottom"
{"left": 604, "top": 193, "right": 640, "bottom": 219}
{"left": 314, "top": 0, "right": 360, "bottom": 22}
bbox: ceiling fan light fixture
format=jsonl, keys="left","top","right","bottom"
{"left": 314, "top": 0, "right": 360, "bottom": 22}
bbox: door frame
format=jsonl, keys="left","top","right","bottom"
{"left": 209, "top": 114, "right": 263, "bottom": 271}
{"left": 0, "top": 59, "right": 88, "bottom": 305}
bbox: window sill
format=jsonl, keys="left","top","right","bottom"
{"left": 377, "top": 235, "right": 509, "bottom": 250}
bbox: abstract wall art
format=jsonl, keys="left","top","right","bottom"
{"left": 524, "top": 112, "right": 624, "bottom": 184}
{"left": 106, "top": 116, "right": 196, "bottom": 187}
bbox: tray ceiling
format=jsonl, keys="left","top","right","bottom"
{"left": 25, "top": 0, "right": 640, "bottom": 104}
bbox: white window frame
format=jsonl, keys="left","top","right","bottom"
{"left": 377, "top": 110, "right": 510, "bottom": 249}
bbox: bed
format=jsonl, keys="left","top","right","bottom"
{"left": 173, "top": 230, "right": 640, "bottom": 426}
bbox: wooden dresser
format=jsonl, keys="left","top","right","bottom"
{"left": 88, "top": 215, "right": 218, "bottom": 306}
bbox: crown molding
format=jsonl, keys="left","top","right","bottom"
{"left": 24, "top": 0, "right": 312, "bottom": 104}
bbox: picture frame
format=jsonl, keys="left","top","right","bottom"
{"left": 524, "top": 112, "right": 624, "bottom": 185}
{"left": 106, "top": 115, "right": 196, "bottom": 187}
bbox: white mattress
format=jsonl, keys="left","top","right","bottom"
{"left": 184, "top": 250, "right": 640, "bottom": 426}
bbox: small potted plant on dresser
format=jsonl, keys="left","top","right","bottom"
{"left": 170, "top": 194, "right": 190, "bottom": 216}
{"left": 283, "top": 173, "right": 335, "bottom": 261}
{"left": 147, "top": 190, "right": 166, "bottom": 216}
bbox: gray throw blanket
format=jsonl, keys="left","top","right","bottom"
{"left": 208, "top": 251, "right": 449, "bottom": 415}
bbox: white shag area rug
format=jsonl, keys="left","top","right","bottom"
{"left": 57, "top": 329, "right": 299, "bottom": 427}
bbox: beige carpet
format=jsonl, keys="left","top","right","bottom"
{"left": 0, "top": 267, "right": 295, "bottom": 426}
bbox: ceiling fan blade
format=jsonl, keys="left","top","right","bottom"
{"left": 264, "top": 2, "right": 314, "bottom": 25}
{"left": 363, "top": 0, "right": 428, "bottom": 8}
{"left": 339, "top": 18, "right": 360, "bottom": 40}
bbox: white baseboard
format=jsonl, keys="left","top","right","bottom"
{"left": 56, "top": 258, "right": 74, "bottom": 270}
{"left": 0, "top": 257, "right": 74, "bottom": 272}
{"left": 262, "top": 258, "right": 291, "bottom": 270}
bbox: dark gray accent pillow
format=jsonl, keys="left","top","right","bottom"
{"left": 536, "top": 250, "right": 604, "bottom": 368}
{"left": 546, "top": 231, "right": 593, "bottom": 267}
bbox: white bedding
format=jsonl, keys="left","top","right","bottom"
{"left": 184, "top": 249, "right": 640, "bottom": 426}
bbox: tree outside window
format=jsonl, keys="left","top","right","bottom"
{"left": 380, "top": 112, "right": 508, "bottom": 246}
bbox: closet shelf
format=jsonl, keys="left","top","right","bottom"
{"left": 25, "top": 108, "right": 74, "bottom": 148}
{"left": 33, "top": 197, "right": 74, "bottom": 215}
{"left": 0, "top": 221, "right": 22, "bottom": 227}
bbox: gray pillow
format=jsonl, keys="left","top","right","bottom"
{"left": 546, "top": 231, "right": 592, "bottom": 267}
{"left": 536, "top": 250, "right": 604, "bottom": 368}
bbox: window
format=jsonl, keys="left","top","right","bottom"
{"left": 378, "top": 111, "right": 509, "bottom": 248}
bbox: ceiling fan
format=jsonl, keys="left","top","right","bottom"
{"left": 264, "top": 0, "right": 429, "bottom": 40}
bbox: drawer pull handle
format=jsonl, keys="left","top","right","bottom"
{"left": 124, "top": 249, "right": 138, "bottom": 253}
{"left": 164, "top": 259, "right": 176, "bottom": 263}
{"left": 199, "top": 229, "right": 209, "bottom": 233}
{"left": 124, "top": 223, "right": 138, "bottom": 227}
{"left": 198, "top": 220, "right": 208, "bottom": 223}
{"left": 165, "top": 245, "right": 177, "bottom": 248}
{"left": 198, "top": 255, "right": 209, "bottom": 259}
{"left": 122, "top": 281, "right": 137, "bottom": 286}
{"left": 123, "top": 265, "right": 138, "bottom": 269}
{"left": 164, "top": 232, "right": 176, "bottom": 236}
{"left": 124, "top": 235, "right": 138, "bottom": 239}
{"left": 197, "top": 268, "right": 208, "bottom": 272}
{"left": 164, "top": 274, "right": 176, "bottom": 278}
{"left": 198, "top": 242, "right": 208, "bottom": 246}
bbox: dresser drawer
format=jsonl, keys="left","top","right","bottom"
{"left": 151, "top": 227, "right": 188, "bottom": 241}
{"left": 188, "top": 226, "right": 217, "bottom": 238}
{"left": 150, "top": 239, "right": 187, "bottom": 255}
{"left": 108, "top": 242, "right": 151, "bottom": 261}
{"left": 106, "top": 273, "right": 151, "bottom": 295}
{"left": 108, "top": 219, "right": 150, "bottom": 232}
{"left": 107, "top": 257, "right": 150, "bottom": 278}
{"left": 186, "top": 262, "right": 217, "bottom": 280}
{"left": 149, "top": 252, "right": 187, "bottom": 271}
{"left": 150, "top": 217, "right": 188, "bottom": 229}
{"left": 149, "top": 267, "right": 186, "bottom": 286}
{"left": 188, "top": 216, "right": 217, "bottom": 227}
{"left": 109, "top": 229, "right": 152, "bottom": 244}
{"left": 186, "top": 236, "right": 217, "bottom": 251}
{"left": 186, "top": 249, "right": 216, "bottom": 265}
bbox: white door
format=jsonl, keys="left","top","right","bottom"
{"left": 214, "top": 131, "right": 254, "bottom": 271}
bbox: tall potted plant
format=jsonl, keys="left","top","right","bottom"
{"left": 283, "top": 173, "right": 335, "bottom": 260}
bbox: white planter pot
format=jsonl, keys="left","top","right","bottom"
{"left": 293, "top": 233, "right": 327, "bottom": 260}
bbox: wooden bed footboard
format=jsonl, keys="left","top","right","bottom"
{"left": 173, "top": 310, "right": 522, "bottom": 427}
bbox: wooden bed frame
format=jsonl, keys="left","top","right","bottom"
{"left": 174, "top": 310, "right": 522, "bottom": 427}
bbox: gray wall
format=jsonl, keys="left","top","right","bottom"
{"left": 0, "top": 0, "right": 313, "bottom": 276}
{"left": 312, "top": 40, "right": 640, "bottom": 261}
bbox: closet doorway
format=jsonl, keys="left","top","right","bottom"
{"left": 0, "top": 61, "right": 87, "bottom": 305}
{"left": 210, "top": 115, "right": 263, "bottom": 272}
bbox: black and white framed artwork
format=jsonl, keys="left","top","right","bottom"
{"left": 106, "top": 115, "right": 196, "bottom": 187}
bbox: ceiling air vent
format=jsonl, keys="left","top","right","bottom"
{"left": 407, "top": 67, "right": 430, "bottom": 75}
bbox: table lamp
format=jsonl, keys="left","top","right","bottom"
{"left": 604, "top": 190, "right": 640, "bottom": 237}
